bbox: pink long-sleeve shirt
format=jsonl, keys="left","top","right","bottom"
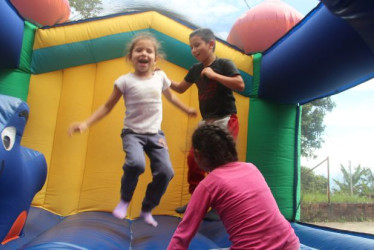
{"left": 168, "top": 162, "right": 300, "bottom": 250}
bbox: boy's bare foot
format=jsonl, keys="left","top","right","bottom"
{"left": 112, "top": 200, "right": 129, "bottom": 219}
{"left": 140, "top": 211, "right": 158, "bottom": 227}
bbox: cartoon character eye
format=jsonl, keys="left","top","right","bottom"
{"left": 1, "top": 127, "right": 16, "bottom": 151}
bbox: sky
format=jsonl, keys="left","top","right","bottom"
{"left": 96, "top": 0, "right": 374, "bottom": 183}
{"left": 302, "top": 79, "right": 374, "bottom": 183}
{"left": 99, "top": 0, "right": 320, "bottom": 39}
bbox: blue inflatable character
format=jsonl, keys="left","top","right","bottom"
{"left": 0, "top": 94, "right": 47, "bottom": 245}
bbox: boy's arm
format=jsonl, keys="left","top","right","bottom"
{"left": 170, "top": 79, "right": 192, "bottom": 93}
{"left": 202, "top": 67, "right": 245, "bottom": 91}
{"left": 68, "top": 86, "right": 122, "bottom": 136}
{"left": 163, "top": 88, "right": 197, "bottom": 117}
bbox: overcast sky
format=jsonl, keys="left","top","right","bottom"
{"left": 100, "top": 0, "right": 320, "bottom": 39}
{"left": 304, "top": 79, "right": 374, "bottom": 181}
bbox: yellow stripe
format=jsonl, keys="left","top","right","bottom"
{"left": 34, "top": 12, "right": 155, "bottom": 49}
{"left": 34, "top": 11, "right": 252, "bottom": 75}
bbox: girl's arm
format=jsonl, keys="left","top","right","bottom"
{"left": 201, "top": 67, "right": 245, "bottom": 91}
{"left": 163, "top": 88, "right": 197, "bottom": 117}
{"left": 167, "top": 184, "right": 211, "bottom": 249}
{"left": 68, "top": 86, "right": 122, "bottom": 136}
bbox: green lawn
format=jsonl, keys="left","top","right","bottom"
{"left": 302, "top": 192, "right": 373, "bottom": 203}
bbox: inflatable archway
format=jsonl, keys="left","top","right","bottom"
{"left": 1, "top": 0, "right": 374, "bottom": 249}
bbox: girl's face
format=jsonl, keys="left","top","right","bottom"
{"left": 130, "top": 39, "right": 157, "bottom": 77}
{"left": 189, "top": 35, "right": 214, "bottom": 65}
{"left": 194, "top": 149, "right": 211, "bottom": 172}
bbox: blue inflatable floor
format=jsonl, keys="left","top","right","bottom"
{"left": 3, "top": 207, "right": 374, "bottom": 249}
{"left": 4, "top": 207, "right": 230, "bottom": 249}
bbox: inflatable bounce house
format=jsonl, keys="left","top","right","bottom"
{"left": 1, "top": 0, "right": 374, "bottom": 248}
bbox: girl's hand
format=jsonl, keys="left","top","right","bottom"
{"left": 68, "top": 122, "right": 88, "bottom": 136}
{"left": 187, "top": 108, "right": 198, "bottom": 117}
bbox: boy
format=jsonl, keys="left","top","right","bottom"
{"left": 171, "top": 28, "right": 245, "bottom": 220}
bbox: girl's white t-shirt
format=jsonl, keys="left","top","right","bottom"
{"left": 114, "top": 70, "right": 171, "bottom": 134}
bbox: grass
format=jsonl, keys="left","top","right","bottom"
{"left": 301, "top": 192, "right": 374, "bottom": 223}
{"left": 302, "top": 192, "right": 374, "bottom": 203}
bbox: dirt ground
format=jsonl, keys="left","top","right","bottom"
{"left": 312, "top": 221, "right": 374, "bottom": 235}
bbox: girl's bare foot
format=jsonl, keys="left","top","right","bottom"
{"left": 140, "top": 211, "right": 158, "bottom": 227}
{"left": 112, "top": 200, "right": 129, "bottom": 219}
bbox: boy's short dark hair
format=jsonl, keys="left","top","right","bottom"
{"left": 189, "top": 28, "right": 216, "bottom": 51}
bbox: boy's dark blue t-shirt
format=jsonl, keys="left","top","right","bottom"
{"left": 184, "top": 58, "right": 240, "bottom": 119}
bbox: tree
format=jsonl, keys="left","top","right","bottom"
{"left": 69, "top": 0, "right": 103, "bottom": 20}
{"left": 301, "top": 97, "right": 335, "bottom": 158}
{"left": 301, "top": 166, "right": 327, "bottom": 194}
{"left": 362, "top": 167, "right": 374, "bottom": 198}
{"left": 333, "top": 163, "right": 367, "bottom": 196}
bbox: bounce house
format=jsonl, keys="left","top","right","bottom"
{"left": 1, "top": 0, "right": 374, "bottom": 249}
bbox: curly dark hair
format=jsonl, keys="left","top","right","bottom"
{"left": 192, "top": 124, "right": 238, "bottom": 170}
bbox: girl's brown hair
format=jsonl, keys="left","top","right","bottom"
{"left": 125, "top": 32, "right": 165, "bottom": 60}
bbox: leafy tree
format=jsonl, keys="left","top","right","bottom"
{"left": 301, "top": 97, "right": 335, "bottom": 158}
{"left": 69, "top": 0, "right": 103, "bottom": 20}
{"left": 333, "top": 163, "right": 367, "bottom": 196}
{"left": 301, "top": 166, "right": 327, "bottom": 194}
{"left": 362, "top": 167, "right": 374, "bottom": 198}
